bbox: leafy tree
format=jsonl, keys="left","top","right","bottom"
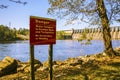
{"left": 56, "top": 31, "right": 65, "bottom": 40}
{"left": 18, "top": 28, "right": 29, "bottom": 35}
{"left": 48, "top": 0, "right": 120, "bottom": 57}
{"left": 0, "top": 25, "right": 29, "bottom": 41}
{"left": 0, "top": 25, "right": 16, "bottom": 41}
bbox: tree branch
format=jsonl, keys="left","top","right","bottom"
{"left": 0, "top": 5, "right": 8, "bottom": 9}
{"left": 9, "top": 0, "right": 27, "bottom": 5}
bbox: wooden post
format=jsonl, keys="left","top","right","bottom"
{"left": 48, "top": 44, "right": 53, "bottom": 80}
{"left": 30, "top": 45, "right": 35, "bottom": 80}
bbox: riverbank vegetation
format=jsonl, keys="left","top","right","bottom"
{"left": 56, "top": 31, "right": 65, "bottom": 40}
{"left": 0, "top": 25, "right": 29, "bottom": 41}
{"left": 0, "top": 25, "right": 70, "bottom": 41}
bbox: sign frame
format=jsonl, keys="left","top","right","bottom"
{"left": 30, "top": 16, "right": 56, "bottom": 45}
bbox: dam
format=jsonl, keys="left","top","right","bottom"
{"left": 63, "top": 26, "right": 120, "bottom": 40}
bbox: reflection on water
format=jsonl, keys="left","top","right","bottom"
{"left": 0, "top": 40, "right": 120, "bottom": 62}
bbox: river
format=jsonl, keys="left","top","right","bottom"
{"left": 0, "top": 40, "right": 120, "bottom": 62}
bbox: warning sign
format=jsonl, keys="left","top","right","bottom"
{"left": 30, "top": 16, "right": 56, "bottom": 45}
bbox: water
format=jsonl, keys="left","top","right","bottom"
{"left": 0, "top": 40, "right": 120, "bottom": 62}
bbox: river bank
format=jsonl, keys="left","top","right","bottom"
{"left": 0, "top": 46, "right": 120, "bottom": 80}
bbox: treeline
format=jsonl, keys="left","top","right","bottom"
{"left": 0, "top": 25, "right": 29, "bottom": 41}
{"left": 56, "top": 31, "right": 65, "bottom": 40}
{"left": 56, "top": 31, "right": 72, "bottom": 40}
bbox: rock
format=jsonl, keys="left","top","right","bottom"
{"left": 56, "top": 61, "right": 66, "bottom": 66}
{"left": 43, "top": 61, "right": 59, "bottom": 67}
{"left": 65, "top": 58, "right": 83, "bottom": 66}
{"left": 24, "top": 66, "right": 30, "bottom": 73}
{"left": 17, "top": 63, "right": 28, "bottom": 72}
{"left": 28, "top": 59, "right": 43, "bottom": 66}
{"left": 53, "top": 65, "right": 59, "bottom": 70}
{"left": 115, "top": 47, "right": 120, "bottom": 51}
{"left": 94, "top": 53, "right": 104, "bottom": 58}
{"left": 85, "top": 55, "right": 90, "bottom": 57}
{"left": 114, "top": 47, "right": 120, "bottom": 55}
{"left": 102, "top": 52, "right": 107, "bottom": 56}
{"left": 86, "top": 59, "right": 94, "bottom": 64}
{"left": 53, "top": 61, "right": 57, "bottom": 65}
{"left": 23, "top": 59, "right": 43, "bottom": 73}
{"left": 75, "top": 65, "right": 81, "bottom": 69}
{"left": 34, "top": 64, "right": 41, "bottom": 71}
{"left": 0, "top": 56, "right": 18, "bottom": 76}
{"left": 38, "top": 67, "right": 49, "bottom": 71}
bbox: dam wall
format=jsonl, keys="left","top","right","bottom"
{"left": 64, "top": 27, "right": 120, "bottom": 40}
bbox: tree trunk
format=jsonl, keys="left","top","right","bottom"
{"left": 96, "top": 0, "right": 116, "bottom": 57}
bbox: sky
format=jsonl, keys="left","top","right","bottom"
{"left": 0, "top": 0, "right": 81, "bottom": 30}
{"left": 0, "top": 0, "right": 120, "bottom": 31}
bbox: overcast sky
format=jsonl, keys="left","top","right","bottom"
{"left": 0, "top": 0, "right": 119, "bottom": 30}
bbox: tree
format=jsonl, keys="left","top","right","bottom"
{"left": 56, "top": 31, "right": 65, "bottom": 40}
{"left": 48, "top": 0, "right": 120, "bottom": 57}
{"left": 0, "top": 0, "right": 27, "bottom": 9}
{"left": 0, "top": 25, "right": 16, "bottom": 41}
{"left": 96, "top": 0, "right": 116, "bottom": 57}
{"left": 18, "top": 28, "right": 29, "bottom": 35}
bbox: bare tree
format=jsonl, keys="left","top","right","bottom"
{"left": 0, "top": 0, "right": 27, "bottom": 9}
{"left": 48, "top": 0, "right": 120, "bottom": 57}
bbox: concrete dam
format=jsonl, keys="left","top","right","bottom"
{"left": 63, "top": 26, "right": 120, "bottom": 40}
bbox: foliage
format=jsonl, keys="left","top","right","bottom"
{"left": 0, "top": 25, "right": 29, "bottom": 41}
{"left": 48, "top": 0, "right": 120, "bottom": 56}
{"left": 0, "top": 25, "right": 16, "bottom": 41}
{"left": 56, "top": 31, "right": 65, "bottom": 40}
{"left": 48, "top": 0, "right": 120, "bottom": 26}
{"left": 17, "top": 28, "right": 29, "bottom": 35}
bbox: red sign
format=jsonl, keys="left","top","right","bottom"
{"left": 30, "top": 16, "right": 56, "bottom": 45}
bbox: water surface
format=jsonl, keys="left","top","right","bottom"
{"left": 0, "top": 40, "right": 119, "bottom": 62}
